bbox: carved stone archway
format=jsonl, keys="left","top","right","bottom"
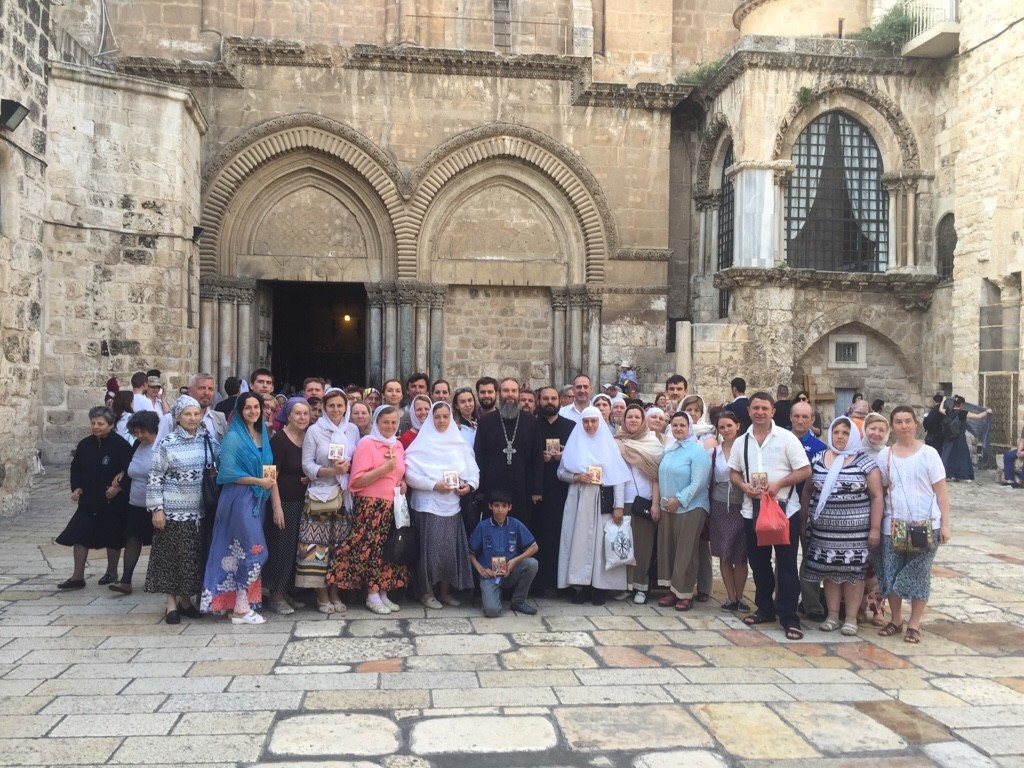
{"left": 694, "top": 112, "right": 734, "bottom": 201}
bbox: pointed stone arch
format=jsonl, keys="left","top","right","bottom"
{"left": 772, "top": 78, "right": 921, "bottom": 170}
{"left": 694, "top": 112, "right": 734, "bottom": 200}
{"left": 402, "top": 123, "right": 617, "bottom": 283}
{"left": 198, "top": 113, "right": 408, "bottom": 277}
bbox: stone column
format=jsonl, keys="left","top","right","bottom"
{"left": 414, "top": 285, "right": 431, "bottom": 374}
{"left": 585, "top": 288, "right": 603, "bottom": 385}
{"left": 551, "top": 288, "right": 568, "bottom": 386}
{"left": 366, "top": 285, "right": 384, "bottom": 389}
{"left": 567, "top": 286, "right": 587, "bottom": 377}
{"left": 199, "top": 279, "right": 218, "bottom": 376}
{"left": 234, "top": 279, "right": 256, "bottom": 381}
{"left": 382, "top": 282, "right": 399, "bottom": 382}
{"left": 397, "top": 281, "right": 416, "bottom": 383}
{"left": 428, "top": 285, "right": 447, "bottom": 382}
{"left": 571, "top": 0, "right": 594, "bottom": 56}
{"left": 218, "top": 296, "right": 236, "bottom": 387}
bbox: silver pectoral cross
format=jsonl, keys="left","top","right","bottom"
{"left": 503, "top": 442, "right": 517, "bottom": 465}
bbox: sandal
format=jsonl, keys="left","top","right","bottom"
{"left": 674, "top": 598, "right": 693, "bottom": 612}
{"left": 657, "top": 593, "right": 677, "bottom": 607}
{"left": 743, "top": 611, "right": 776, "bottom": 626}
{"left": 904, "top": 627, "right": 922, "bottom": 644}
{"left": 785, "top": 626, "right": 804, "bottom": 641}
{"left": 878, "top": 621, "right": 905, "bottom": 637}
{"left": 818, "top": 617, "right": 842, "bottom": 632}
{"left": 841, "top": 622, "right": 859, "bottom": 636}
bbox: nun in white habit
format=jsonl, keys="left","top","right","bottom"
{"left": 404, "top": 401, "right": 479, "bottom": 609}
{"left": 556, "top": 406, "right": 632, "bottom": 604}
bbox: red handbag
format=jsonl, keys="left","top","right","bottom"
{"left": 755, "top": 493, "right": 790, "bottom": 547}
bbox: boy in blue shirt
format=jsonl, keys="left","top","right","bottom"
{"left": 468, "top": 490, "right": 539, "bottom": 617}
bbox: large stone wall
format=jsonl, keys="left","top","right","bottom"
{"left": 0, "top": 0, "right": 50, "bottom": 514}
{"left": 949, "top": 0, "right": 1024, "bottom": 407}
{"left": 40, "top": 63, "right": 206, "bottom": 461}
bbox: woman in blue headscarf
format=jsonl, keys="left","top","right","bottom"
{"left": 200, "top": 392, "right": 283, "bottom": 624}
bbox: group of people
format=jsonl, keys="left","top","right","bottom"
{"left": 57, "top": 368, "right": 951, "bottom": 641}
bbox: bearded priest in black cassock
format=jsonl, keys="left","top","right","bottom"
{"left": 533, "top": 385, "right": 576, "bottom": 592}
{"left": 474, "top": 378, "right": 544, "bottom": 531}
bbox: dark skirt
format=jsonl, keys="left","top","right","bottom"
{"left": 262, "top": 499, "right": 303, "bottom": 594}
{"left": 412, "top": 508, "right": 474, "bottom": 593}
{"left": 709, "top": 498, "right": 746, "bottom": 565}
{"left": 55, "top": 500, "right": 126, "bottom": 550}
{"left": 125, "top": 504, "right": 154, "bottom": 546}
{"left": 328, "top": 495, "right": 409, "bottom": 592}
{"left": 941, "top": 435, "right": 974, "bottom": 480}
{"left": 200, "top": 483, "right": 269, "bottom": 614}
{"left": 144, "top": 519, "right": 202, "bottom": 596}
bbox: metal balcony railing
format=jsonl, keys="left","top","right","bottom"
{"left": 406, "top": 14, "right": 570, "bottom": 56}
{"left": 905, "top": 0, "right": 960, "bottom": 39}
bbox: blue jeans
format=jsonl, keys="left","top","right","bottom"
{"left": 479, "top": 557, "right": 538, "bottom": 618}
{"left": 744, "top": 504, "right": 801, "bottom": 630}
{"left": 1003, "top": 449, "right": 1021, "bottom": 483}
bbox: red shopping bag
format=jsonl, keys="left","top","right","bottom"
{"left": 755, "top": 493, "right": 790, "bottom": 547}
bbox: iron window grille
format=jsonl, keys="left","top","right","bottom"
{"left": 717, "top": 142, "right": 735, "bottom": 318}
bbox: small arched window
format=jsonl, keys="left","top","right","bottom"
{"left": 716, "top": 141, "right": 735, "bottom": 318}
{"left": 785, "top": 111, "right": 888, "bottom": 272}
{"left": 936, "top": 213, "right": 956, "bottom": 280}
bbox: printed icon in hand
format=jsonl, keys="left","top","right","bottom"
{"left": 545, "top": 438, "right": 561, "bottom": 453}
{"left": 327, "top": 443, "right": 346, "bottom": 461}
{"left": 587, "top": 466, "right": 603, "bottom": 484}
{"left": 490, "top": 556, "right": 508, "bottom": 576}
{"left": 751, "top": 472, "right": 768, "bottom": 491}
{"left": 262, "top": 465, "right": 277, "bottom": 481}
{"left": 443, "top": 470, "right": 460, "bottom": 488}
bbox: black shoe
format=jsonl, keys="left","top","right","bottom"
{"left": 570, "top": 588, "right": 588, "bottom": 604}
{"left": 58, "top": 578, "right": 86, "bottom": 590}
{"left": 591, "top": 589, "right": 606, "bottom": 606}
{"left": 177, "top": 603, "right": 202, "bottom": 619}
{"left": 97, "top": 573, "right": 117, "bottom": 586}
{"left": 511, "top": 601, "right": 538, "bottom": 615}
{"left": 165, "top": 610, "right": 181, "bottom": 625}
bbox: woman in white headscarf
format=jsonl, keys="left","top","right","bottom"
{"left": 681, "top": 395, "right": 718, "bottom": 450}
{"left": 299, "top": 388, "right": 359, "bottom": 613}
{"left": 399, "top": 394, "right": 432, "bottom": 449}
{"left": 405, "top": 401, "right": 479, "bottom": 609}
{"left": 799, "top": 416, "right": 883, "bottom": 636}
{"left": 557, "top": 406, "right": 631, "bottom": 605}
{"left": 656, "top": 411, "right": 712, "bottom": 611}
{"left": 645, "top": 407, "right": 668, "bottom": 443}
{"left": 610, "top": 395, "right": 628, "bottom": 430}
{"left": 591, "top": 394, "right": 614, "bottom": 430}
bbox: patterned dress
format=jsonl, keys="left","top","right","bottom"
{"left": 804, "top": 451, "right": 877, "bottom": 584}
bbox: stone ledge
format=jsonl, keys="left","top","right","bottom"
{"left": 714, "top": 267, "right": 940, "bottom": 311}
{"left": 614, "top": 249, "right": 672, "bottom": 262}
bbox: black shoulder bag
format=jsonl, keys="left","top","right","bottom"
{"left": 201, "top": 432, "right": 221, "bottom": 519}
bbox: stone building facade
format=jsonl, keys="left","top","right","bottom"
{"left": 0, "top": 0, "right": 1021, "bottom": 512}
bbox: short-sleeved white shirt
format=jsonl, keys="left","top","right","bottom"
{"left": 876, "top": 444, "right": 945, "bottom": 534}
{"left": 726, "top": 424, "right": 810, "bottom": 519}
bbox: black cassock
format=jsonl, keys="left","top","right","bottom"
{"left": 474, "top": 411, "right": 544, "bottom": 531}
{"left": 533, "top": 414, "right": 576, "bottom": 590}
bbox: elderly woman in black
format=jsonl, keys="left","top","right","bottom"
{"left": 56, "top": 406, "right": 133, "bottom": 589}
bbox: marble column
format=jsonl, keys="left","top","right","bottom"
{"left": 366, "top": 285, "right": 384, "bottom": 389}
{"left": 382, "top": 283, "right": 399, "bottom": 382}
{"left": 429, "top": 285, "right": 446, "bottom": 382}
{"left": 731, "top": 167, "right": 779, "bottom": 267}
{"left": 551, "top": 288, "right": 568, "bottom": 386}
{"left": 234, "top": 279, "right": 256, "bottom": 381}
{"left": 585, "top": 288, "right": 602, "bottom": 386}
{"left": 199, "top": 279, "right": 218, "bottom": 376}
{"left": 397, "top": 282, "right": 415, "bottom": 383}
{"left": 414, "top": 286, "right": 431, "bottom": 374}
{"left": 567, "top": 286, "right": 586, "bottom": 377}
{"left": 218, "top": 297, "right": 236, "bottom": 388}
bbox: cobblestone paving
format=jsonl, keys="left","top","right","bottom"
{"left": 1, "top": 468, "right": 1022, "bottom": 766}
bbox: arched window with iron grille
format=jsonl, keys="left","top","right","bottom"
{"left": 936, "top": 212, "right": 956, "bottom": 280}
{"left": 785, "top": 111, "right": 888, "bottom": 272}
{"left": 716, "top": 142, "right": 735, "bottom": 318}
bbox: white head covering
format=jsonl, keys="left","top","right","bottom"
{"left": 559, "top": 406, "right": 631, "bottom": 486}
{"left": 363, "top": 404, "right": 399, "bottom": 447}
{"left": 591, "top": 393, "right": 614, "bottom": 432}
{"left": 311, "top": 388, "right": 359, "bottom": 491}
{"left": 407, "top": 394, "right": 432, "bottom": 431}
{"left": 405, "top": 402, "right": 480, "bottom": 487}
{"left": 663, "top": 411, "right": 697, "bottom": 453}
{"left": 645, "top": 407, "right": 667, "bottom": 444}
{"left": 813, "top": 416, "right": 863, "bottom": 520}
{"left": 684, "top": 395, "right": 715, "bottom": 438}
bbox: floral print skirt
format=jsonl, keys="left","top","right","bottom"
{"left": 200, "top": 483, "right": 268, "bottom": 613}
{"left": 327, "top": 495, "right": 408, "bottom": 593}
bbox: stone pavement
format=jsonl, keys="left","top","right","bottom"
{"left": 1, "top": 468, "right": 1023, "bottom": 767}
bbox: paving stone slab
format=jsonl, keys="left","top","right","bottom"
{"left": 958, "top": 726, "right": 1024, "bottom": 757}
{"left": 553, "top": 684, "right": 673, "bottom": 705}
{"left": 187, "top": 659, "right": 276, "bottom": 677}
{"left": 123, "top": 676, "right": 232, "bottom": 695}
{"left": 31, "top": 677, "right": 130, "bottom": 696}
{"left": 931, "top": 678, "right": 1024, "bottom": 706}
{"left": 591, "top": 630, "right": 668, "bottom": 646}
{"left": 414, "top": 633, "right": 511, "bottom": 655}
{"left": 380, "top": 671, "right": 479, "bottom": 690}
{"left": 269, "top": 713, "right": 400, "bottom": 757}
{"left": 292, "top": 620, "right": 346, "bottom": 637}
{"left": 692, "top": 703, "right": 818, "bottom": 760}
{"left": 0, "top": 736, "right": 122, "bottom": 765}
{"left": 502, "top": 646, "right": 598, "bottom": 670}
{"left": 405, "top": 654, "right": 501, "bottom": 672}
{"left": 0, "top": 697, "right": 53, "bottom": 716}
{"left": 555, "top": 704, "right": 713, "bottom": 752}
{"left": 305, "top": 689, "right": 430, "bottom": 711}
{"left": 282, "top": 637, "right": 413, "bottom": 665}
{"left": 575, "top": 668, "right": 686, "bottom": 686}
{"left": 50, "top": 712, "right": 179, "bottom": 737}
{"left": 159, "top": 691, "right": 303, "bottom": 712}
{"left": 854, "top": 700, "right": 952, "bottom": 743}
{"left": 478, "top": 670, "right": 579, "bottom": 688}
{"left": 60, "top": 661, "right": 194, "bottom": 678}
{"left": 920, "top": 705, "right": 1024, "bottom": 728}
{"left": 923, "top": 741, "right": 1000, "bottom": 768}
{"left": 432, "top": 686, "right": 557, "bottom": 708}
{"left": 111, "top": 734, "right": 263, "bottom": 764}
{"left": 406, "top": 618, "right": 474, "bottom": 635}
{"left": 0, "top": 714, "right": 60, "bottom": 738}
{"left": 510, "top": 631, "right": 594, "bottom": 647}
{"left": 777, "top": 683, "right": 890, "bottom": 702}
{"left": 229, "top": 672, "right": 379, "bottom": 692}
{"left": 172, "top": 710, "right": 277, "bottom": 735}
{"left": 40, "top": 693, "right": 166, "bottom": 715}
{"left": 666, "top": 684, "right": 795, "bottom": 703}
{"left": 410, "top": 715, "right": 557, "bottom": 754}
{"left": 772, "top": 702, "right": 906, "bottom": 753}
{"left": 634, "top": 750, "right": 729, "bottom": 768}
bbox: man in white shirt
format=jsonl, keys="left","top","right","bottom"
{"left": 156, "top": 373, "right": 227, "bottom": 443}
{"left": 728, "top": 391, "right": 811, "bottom": 640}
{"left": 559, "top": 373, "right": 593, "bottom": 424}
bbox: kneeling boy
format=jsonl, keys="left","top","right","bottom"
{"left": 468, "top": 490, "right": 539, "bottom": 617}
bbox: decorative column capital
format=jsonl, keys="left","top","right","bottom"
{"left": 200, "top": 276, "right": 256, "bottom": 303}
{"left": 693, "top": 192, "right": 721, "bottom": 212}
{"left": 567, "top": 285, "right": 590, "bottom": 309}
{"left": 551, "top": 287, "right": 569, "bottom": 310}
{"left": 366, "top": 284, "right": 385, "bottom": 308}
{"left": 585, "top": 286, "right": 603, "bottom": 310}
{"left": 428, "top": 283, "right": 447, "bottom": 310}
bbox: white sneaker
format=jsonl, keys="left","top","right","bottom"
{"left": 230, "top": 610, "right": 266, "bottom": 625}
{"left": 633, "top": 591, "right": 647, "bottom": 604}
{"left": 380, "top": 595, "right": 401, "bottom": 612}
